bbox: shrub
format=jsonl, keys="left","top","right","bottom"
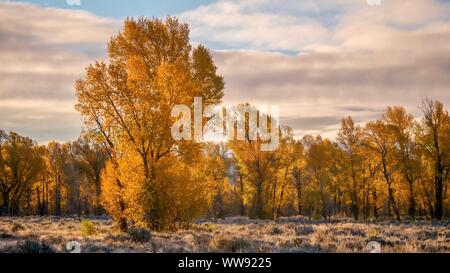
{"left": 80, "top": 220, "right": 97, "bottom": 236}
{"left": 191, "top": 223, "right": 216, "bottom": 232}
{"left": 0, "top": 228, "right": 14, "bottom": 239}
{"left": 127, "top": 227, "right": 152, "bottom": 243}
{"left": 270, "top": 226, "right": 284, "bottom": 235}
{"left": 310, "top": 227, "right": 330, "bottom": 245}
{"left": 210, "top": 235, "right": 252, "bottom": 253}
{"left": 14, "top": 239, "right": 55, "bottom": 253}
{"left": 368, "top": 228, "right": 378, "bottom": 239}
{"left": 295, "top": 225, "right": 314, "bottom": 236}
{"left": 0, "top": 232, "right": 14, "bottom": 239}
{"left": 105, "top": 233, "right": 130, "bottom": 242}
{"left": 83, "top": 243, "right": 113, "bottom": 253}
{"left": 332, "top": 227, "right": 366, "bottom": 237}
{"left": 416, "top": 229, "right": 438, "bottom": 241}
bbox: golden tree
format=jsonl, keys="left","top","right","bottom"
{"left": 71, "top": 137, "right": 108, "bottom": 214}
{"left": 0, "top": 131, "right": 44, "bottom": 216}
{"left": 383, "top": 106, "right": 420, "bottom": 219}
{"left": 304, "top": 135, "right": 334, "bottom": 219}
{"left": 337, "top": 116, "right": 364, "bottom": 220}
{"left": 416, "top": 99, "right": 450, "bottom": 220}
{"left": 365, "top": 119, "right": 402, "bottom": 221}
{"left": 75, "top": 17, "right": 224, "bottom": 230}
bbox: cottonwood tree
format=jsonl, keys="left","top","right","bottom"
{"left": 71, "top": 137, "right": 108, "bottom": 214}
{"left": 365, "top": 120, "right": 401, "bottom": 221}
{"left": 227, "top": 105, "right": 281, "bottom": 219}
{"left": 0, "top": 131, "right": 44, "bottom": 216}
{"left": 271, "top": 127, "right": 299, "bottom": 219}
{"left": 229, "top": 138, "right": 275, "bottom": 219}
{"left": 45, "top": 141, "right": 67, "bottom": 216}
{"left": 76, "top": 17, "right": 224, "bottom": 230}
{"left": 304, "top": 135, "right": 334, "bottom": 219}
{"left": 416, "top": 99, "right": 450, "bottom": 220}
{"left": 384, "top": 106, "right": 420, "bottom": 219}
{"left": 290, "top": 140, "right": 306, "bottom": 215}
{"left": 202, "top": 142, "right": 228, "bottom": 220}
{"left": 1, "top": 100, "right": 449, "bottom": 221}
{"left": 337, "top": 117, "right": 364, "bottom": 220}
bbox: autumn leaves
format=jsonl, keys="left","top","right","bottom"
{"left": 75, "top": 17, "right": 225, "bottom": 231}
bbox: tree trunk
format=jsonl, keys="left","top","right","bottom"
{"left": 36, "top": 186, "right": 43, "bottom": 216}
{"left": 271, "top": 178, "right": 277, "bottom": 219}
{"left": 293, "top": 168, "right": 302, "bottom": 215}
{"left": 239, "top": 175, "right": 245, "bottom": 216}
{"left": 350, "top": 190, "right": 359, "bottom": 221}
{"left": 1, "top": 192, "right": 9, "bottom": 216}
{"left": 407, "top": 181, "right": 416, "bottom": 219}
{"left": 116, "top": 178, "right": 128, "bottom": 232}
{"left": 372, "top": 189, "right": 379, "bottom": 219}
{"left": 434, "top": 175, "right": 443, "bottom": 220}
{"left": 296, "top": 183, "right": 302, "bottom": 215}
{"left": 350, "top": 166, "right": 359, "bottom": 220}
{"left": 55, "top": 174, "right": 61, "bottom": 217}
{"left": 255, "top": 179, "right": 264, "bottom": 218}
{"left": 387, "top": 184, "right": 401, "bottom": 221}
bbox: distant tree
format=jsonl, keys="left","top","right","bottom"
{"left": 0, "top": 131, "right": 44, "bottom": 216}
{"left": 227, "top": 105, "right": 281, "bottom": 219}
{"left": 337, "top": 117, "right": 364, "bottom": 220}
{"left": 365, "top": 120, "right": 401, "bottom": 221}
{"left": 71, "top": 137, "right": 108, "bottom": 214}
{"left": 229, "top": 138, "right": 275, "bottom": 219}
{"left": 304, "top": 135, "right": 334, "bottom": 220}
{"left": 291, "top": 140, "right": 306, "bottom": 215}
{"left": 417, "top": 100, "right": 450, "bottom": 220}
{"left": 203, "top": 143, "right": 227, "bottom": 220}
{"left": 383, "top": 106, "right": 420, "bottom": 219}
{"left": 271, "top": 127, "right": 298, "bottom": 219}
{"left": 45, "top": 141, "right": 67, "bottom": 216}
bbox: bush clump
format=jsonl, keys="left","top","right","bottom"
{"left": 270, "top": 226, "right": 284, "bottom": 235}
{"left": 210, "top": 235, "right": 252, "bottom": 253}
{"left": 127, "top": 227, "right": 152, "bottom": 243}
{"left": 10, "top": 222, "right": 26, "bottom": 233}
{"left": 14, "top": 239, "right": 55, "bottom": 253}
{"left": 0, "top": 228, "right": 14, "bottom": 239}
{"left": 295, "top": 225, "right": 314, "bottom": 236}
{"left": 80, "top": 219, "right": 97, "bottom": 236}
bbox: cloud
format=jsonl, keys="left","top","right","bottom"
{"left": 0, "top": 99, "right": 81, "bottom": 143}
{"left": 181, "top": 0, "right": 334, "bottom": 51}
{"left": 209, "top": 1, "right": 450, "bottom": 138}
{"left": 213, "top": 45, "right": 450, "bottom": 136}
{"left": 182, "top": 0, "right": 450, "bottom": 52}
{"left": 0, "top": 2, "right": 118, "bottom": 142}
{"left": 1, "top": 0, "right": 450, "bottom": 142}
{"left": 0, "top": 2, "right": 117, "bottom": 45}
{"left": 183, "top": 0, "right": 450, "bottom": 139}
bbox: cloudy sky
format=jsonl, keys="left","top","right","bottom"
{"left": 1, "top": 0, "right": 450, "bottom": 142}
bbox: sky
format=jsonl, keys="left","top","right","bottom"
{"left": 1, "top": 0, "right": 450, "bottom": 142}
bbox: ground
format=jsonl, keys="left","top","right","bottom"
{"left": 0, "top": 216, "right": 449, "bottom": 253}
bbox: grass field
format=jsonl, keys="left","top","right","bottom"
{"left": 0, "top": 216, "right": 449, "bottom": 253}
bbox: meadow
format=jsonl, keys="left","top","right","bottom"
{"left": 0, "top": 216, "right": 448, "bottom": 253}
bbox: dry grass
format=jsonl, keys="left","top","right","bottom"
{"left": 0, "top": 216, "right": 448, "bottom": 253}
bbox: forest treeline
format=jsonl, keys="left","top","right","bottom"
{"left": 0, "top": 17, "right": 448, "bottom": 231}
